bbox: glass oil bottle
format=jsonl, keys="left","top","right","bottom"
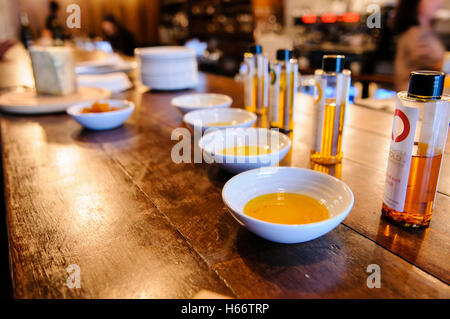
{"left": 310, "top": 55, "right": 351, "bottom": 165}
{"left": 382, "top": 71, "right": 449, "bottom": 228}
{"left": 269, "top": 49, "right": 299, "bottom": 133}
{"left": 243, "top": 45, "right": 269, "bottom": 115}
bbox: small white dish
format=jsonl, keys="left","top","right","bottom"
{"left": 183, "top": 108, "right": 257, "bottom": 132}
{"left": 222, "top": 167, "right": 354, "bottom": 244}
{"left": 198, "top": 128, "right": 291, "bottom": 173}
{"left": 171, "top": 93, "right": 232, "bottom": 114}
{"left": 66, "top": 99, "right": 134, "bottom": 131}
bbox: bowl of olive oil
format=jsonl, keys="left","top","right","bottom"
{"left": 222, "top": 167, "right": 354, "bottom": 243}
{"left": 199, "top": 128, "right": 291, "bottom": 173}
{"left": 171, "top": 93, "right": 232, "bottom": 114}
{"left": 183, "top": 108, "right": 257, "bottom": 133}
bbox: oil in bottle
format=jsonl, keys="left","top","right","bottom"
{"left": 310, "top": 55, "right": 350, "bottom": 165}
{"left": 269, "top": 49, "right": 298, "bottom": 132}
{"left": 243, "top": 45, "right": 268, "bottom": 115}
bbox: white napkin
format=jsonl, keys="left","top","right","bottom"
{"left": 77, "top": 72, "right": 132, "bottom": 93}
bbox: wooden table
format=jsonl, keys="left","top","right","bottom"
{"left": 1, "top": 71, "right": 449, "bottom": 298}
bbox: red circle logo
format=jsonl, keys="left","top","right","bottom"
{"left": 392, "top": 109, "right": 410, "bottom": 143}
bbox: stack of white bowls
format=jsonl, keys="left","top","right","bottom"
{"left": 135, "top": 46, "right": 198, "bottom": 90}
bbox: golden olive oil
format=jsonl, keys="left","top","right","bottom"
{"left": 218, "top": 145, "right": 271, "bottom": 156}
{"left": 244, "top": 192, "right": 329, "bottom": 224}
{"left": 269, "top": 51, "right": 298, "bottom": 132}
{"left": 271, "top": 70, "right": 286, "bottom": 129}
{"left": 245, "top": 74, "right": 258, "bottom": 113}
{"left": 285, "top": 71, "right": 296, "bottom": 131}
{"left": 206, "top": 121, "right": 236, "bottom": 127}
{"left": 310, "top": 100, "right": 346, "bottom": 164}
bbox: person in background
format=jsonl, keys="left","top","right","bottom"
{"left": 101, "top": 15, "right": 137, "bottom": 56}
{"left": 44, "top": 0, "right": 64, "bottom": 41}
{"left": 394, "top": 0, "right": 445, "bottom": 91}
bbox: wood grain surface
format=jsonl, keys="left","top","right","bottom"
{"left": 0, "top": 72, "right": 449, "bottom": 298}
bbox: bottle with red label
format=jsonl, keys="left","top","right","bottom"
{"left": 382, "top": 71, "right": 450, "bottom": 228}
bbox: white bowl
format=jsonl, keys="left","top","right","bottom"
{"left": 136, "top": 46, "right": 198, "bottom": 91}
{"left": 135, "top": 46, "right": 196, "bottom": 60}
{"left": 183, "top": 108, "right": 257, "bottom": 132}
{"left": 222, "top": 167, "right": 354, "bottom": 243}
{"left": 141, "top": 71, "right": 197, "bottom": 80}
{"left": 198, "top": 128, "right": 291, "bottom": 173}
{"left": 139, "top": 60, "right": 198, "bottom": 76}
{"left": 171, "top": 93, "right": 232, "bottom": 114}
{"left": 142, "top": 79, "right": 198, "bottom": 91}
{"left": 67, "top": 99, "right": 134, "bottom": 131}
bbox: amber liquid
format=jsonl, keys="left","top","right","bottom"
{"left": 245, "top": 75, "right": 258, "bottom": 113}
{"left": 218, "top": 145, "right": 271, "bottom": 156}
{"left": 256, "top": 75, "right": 266, "bottom": 115}
{"left": 285, "top": 71, "right": 295, "bottom": 131}
{"left": 256, "top": 112, "right": 269, "bottom": 128}
{"left": 310, "top": 99, "right": 346, "bottom": 164}
{"left": 244, "top": 193, "right": 329, "bottom": 225}
{"left": 311, "top": 162, "right": 342, "bottom": 179}
{"left": 270, "top": 71, "right": 286, "bottom": 129}
{"left": 270, "top": 71, "right": 295, "bottom": 132}
{"left": 382, "top": 152, "right": 443, "bottom": 228}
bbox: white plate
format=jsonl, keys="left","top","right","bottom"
{"left": 198, "top": 128, "right": 291, "bottom": 173}
{"left": 171, "top": 93, "right": 232, "bottom": 113}
{"left": 67, "top": 99, "right": 134, "bottom": 131}
{"left": 183, "top": 108, "right": 257, "bottom": 132}
{"left": 142, "top": 76, "right": 198, "bottom": 84}
{"left": 140, "top": 68, "right": 198, "bottom": 81}
{"left": 76, "top": 53, "right": 136, "bottom": 75}
{"left": 76, "top": 61, "right": 136, "bottom": 75}
{"left": 144, "top": 80, "right": 198, "bottom": 91}
{"left": 141, "top": 76, "right": 198, "bottom": 88}
{"left": 138, "top": 60, "right": 195, "bottom": 71}
{"left": 135, "top": 46, "right": 196, "bottom": 60}
{"left": 0, "top": 87, "right": 111, "bottom": 114}
{"left": 77, "top": 73, "right": 132, "bottom": 93}
{"left": 222, "top": 167, "right": 354, "bottom": 243}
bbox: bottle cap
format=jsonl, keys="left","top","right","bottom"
{"left": 276, "top": 49, "right": 291, "bottom": 61}
{"left": 322, "top": 55, "right": 345, "bottom": 73}
{"left": 249, "top": 45, "right": 262, "bottom": 55}
{"left": 407, "top": 70, "right": 445, "bottom": 100}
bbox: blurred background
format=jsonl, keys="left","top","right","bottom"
{"left": 1, "top": 0, "right": 450, "bottom": 97}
